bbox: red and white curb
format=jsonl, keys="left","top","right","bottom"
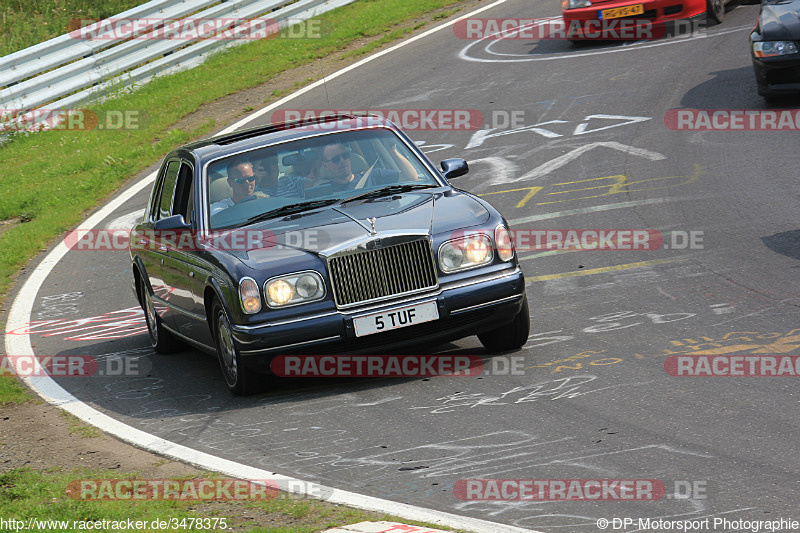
{"left": 323, "top": 522, "right": 455, "bottom": 533}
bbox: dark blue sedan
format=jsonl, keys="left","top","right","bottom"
{"left": 130, "top": 114, "right": 529, "bottom": 395}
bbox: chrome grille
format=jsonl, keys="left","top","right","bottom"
{"left": 328, "top": 238, "right": 438, "bottom": 307}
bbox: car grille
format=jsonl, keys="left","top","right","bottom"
{"left": 328, "top": 238, "right": 438, "bottom": 307}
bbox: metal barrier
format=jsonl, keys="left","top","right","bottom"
{"left": 0, "top": 0, "right": 356, "bottom": 129}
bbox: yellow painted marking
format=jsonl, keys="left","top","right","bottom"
{"left": 526, "top": 256, "right": 690, "bottom": 282}
{"left": 516, "top": 186, "right": 544, "bottom": 208}
{"left": 479, "top": 169, "right": 701, "bottom": 208}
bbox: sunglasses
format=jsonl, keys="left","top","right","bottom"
{"left": 326, "top": 152, "right": 350, "bottom": 164}
{"left": 233, "top": 176, "right": 256, "bottom": 184}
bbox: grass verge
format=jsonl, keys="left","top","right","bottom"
{"left": 0, "top": 467, "right": 458, "bottom": 532}
{"left": 0, "top": 0, "right": 150, "bottom": 57}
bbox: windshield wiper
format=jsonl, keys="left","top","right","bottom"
{"left": 338, "top": 183, "right": 437, "bottom": 205}
{"left": 243, "top": 199, "right": 339, "bottom": 225}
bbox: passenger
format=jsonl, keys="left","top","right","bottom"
{"left": 250, "top": 153, "right": 280, "bottom": 190}
{"left": 321, "top": 142, "right": 417, "bottom": 192}
{"left": 253, "top": 150, "right": 318, "bottom": 198}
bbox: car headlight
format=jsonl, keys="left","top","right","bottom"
{"left": 438, "top": 234, "right": 493, "bottom": 274}
{"left": 239, "top": 277, "right": 262, "bottom": 314}
{"left": 753, "top": 41, "right": 798, "bottom": 58}
{"left": 564, "top": 0, "right": 592, "bottom": 9}
{"left": 264, "top": 271, "right": 325, "bottom": 308}
{"left": 495, "top": 225, "right": 515, "bottom": 262}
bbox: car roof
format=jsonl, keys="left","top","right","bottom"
{"left": 179, "top": 114, "right": 401, "bottom": 165}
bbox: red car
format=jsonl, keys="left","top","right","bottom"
{"left": 561, "top": 0, "right": 728, "bottom": 41}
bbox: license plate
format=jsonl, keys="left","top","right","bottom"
{"left": 599, "top": 4, "right": 644, "bottom": 19}
{"left": 353, "top": 301, "right": 439, "bottom": 337}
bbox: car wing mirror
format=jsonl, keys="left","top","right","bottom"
{"left": 440, "top": 158, "right": 469, "bottom": 179}
{"left": 153, "top": 214, "right": 191, "bottom": 231}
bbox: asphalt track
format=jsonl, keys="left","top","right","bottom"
{"left": 6, "top": 0, "right": 800, "bottom": 530}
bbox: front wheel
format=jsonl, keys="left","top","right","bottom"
{"left": 707, "top": 0, "right": 725, "bottom": 24}
{"left": 139, "top": 275, "right": 180, "bottom": 354}
{"left": 212, "top": 300, "right": 257, "bottom": 395}
{"left": 478, "top": 295, "right": 531, "bottom": 352}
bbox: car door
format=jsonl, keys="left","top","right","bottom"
{"left": 131, "top": 159, "right": 182, "bottom": 330}
{"left": 167, "top": 160, "right": 214, "bottom": 347}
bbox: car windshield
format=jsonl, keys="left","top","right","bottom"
{"left": 205, "top": 128, "right": 441, "bottom": 229}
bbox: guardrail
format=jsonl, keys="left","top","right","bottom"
{"left": 0, "top": 0, "right": 356, "bottom": 129}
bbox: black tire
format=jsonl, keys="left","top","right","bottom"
{"left": 212, "top": 300, "right": 257, "bottom": 395}
{"left": 138, "top": 275, "right": 181, "bottom": 354}
{"left": 478, "top": 295, "right": 531, "bottom": 352}
{"left": 706, "top": 0, "right": 725, "bottom": 24}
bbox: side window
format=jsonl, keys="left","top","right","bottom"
{"left": 172, "top": 162, "right": 194, "bottom": 224}
{"left": 148, "top": 164, "right": 168, "bottom": 221}
{"left": 157, "top": 161, "right": 181, "bottom": 221}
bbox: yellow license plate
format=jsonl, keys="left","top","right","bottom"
{"left": 600, "top": 4, "right": 645, "bottom": 19}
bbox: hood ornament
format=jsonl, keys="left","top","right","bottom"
{"left": 366, "top": 217, "right": 377, "bottom": 235}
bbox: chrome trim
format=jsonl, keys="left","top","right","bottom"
{"left": 350, "top": 297, "right": 439, "bottom": 319}
{"left": 240, "top": 335, "right": 343, "bottom": 354}
{"left": 235, "top": 310, "right": 340, "bottom": 331}
{"left": 340, "top": 289, "right": 443, "bottom": 315}
{"left": 163, "top": 324, "right": 216, "bottom": 354}
{"left": 450, "top": 293, "right": 523, "bottom": 315}
{"left": 325, "top": 235, "right": 439, "bottom": 308}
{"left": 439, "top": 266, "right": 522, "bottom": 291}
{"left": 320, "top": 231, "right": 430, "bottom": 257}
{"left": 331, "top": 206, "right": 374, "bottom": 236}
{"left": 161, "top": 301, "right": 206, "bottom": 321}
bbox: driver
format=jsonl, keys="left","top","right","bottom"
{"left": 209, "top": 160, "right": 258, "bottom": 215}
{"left": 321, "top": 142, "right": 417, "bottom": 192}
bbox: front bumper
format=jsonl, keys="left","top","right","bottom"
{"left": 751, "top": 54, "right": 800, "bottom": 96}
{"left": 231, "top": 266, "right": 526, "bottom": 365}
{"left": 562, "top": 0, "right": 706, "bottom": 40}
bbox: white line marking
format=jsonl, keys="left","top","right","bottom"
{"left": 516, "top": 141, "right": 665, "bottom": 184}
{"left": 508, "top": 195, "right": 712, "bottom": 224}
{"left": 458, "top": 21, "right": 752, "bottom": 62}
{"left": 4, "top": 0, "right": 542, "bottom": 531}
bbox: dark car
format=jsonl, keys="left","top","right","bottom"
{"left": 750, "top": 0, "right": 800, "bottom": 100}
{"left": 130, "top": 114, "right": 529, "bottom": 395}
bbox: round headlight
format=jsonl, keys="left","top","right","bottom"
{"left": 295, "top": 274, "right": 320, "bottom": 298}
{"left": 464, "top": 238, "right": 489, "bottom": 264}
{"left": 440, "top": 246, "right": 464, "bottom": 271}
{"left": 267, "top": 279, "right": 294, "bottom": 306}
